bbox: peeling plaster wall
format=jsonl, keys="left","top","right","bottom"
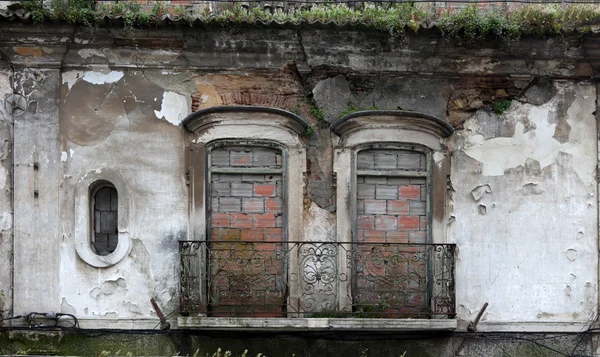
{"left": 3, "top": 28, "right": 600, "bottom": 334}
{"left": 449, "top": 82, "right": 599, "bottom": 324}
{"left": 57, "top": 68, "right": 193, "bottom": 320}
{"left": 0, "top": 68, "right": 12, "bottom": 314}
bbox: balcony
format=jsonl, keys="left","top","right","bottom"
{"left": 178, "top": 241, "right": 456, "bottom": 331}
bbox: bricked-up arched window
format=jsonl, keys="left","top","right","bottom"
{"left": 182, "top": 106, "right": 308, "bottom": 317}
{"left": 356, "top": 146, "right": 429, "bottom": 244}
{"left": 206, "top": 143, "right": 286, "bottom": 317}
{"left": 91, "top": 182, "right": 118, "bottom": 256}
{"left": 332, "top": 110, "right": 456, "bottom": 318}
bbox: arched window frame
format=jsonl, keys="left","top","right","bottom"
{"left": 89, "top": 180, "right": 119, "bottom": 256}
{"left": 182, "top": 106, "right": 308, "bottom": 313}
{"left": 74, "top": 169, "right": 132, "bottom": 268}
{"left": 331, "top": 110, "right": 454, "bottom": 312}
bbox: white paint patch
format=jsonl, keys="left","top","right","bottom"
{"left": 462, "top": 84, "right": 597, "bottom": 186}
{"left": 303, "top": 202, "right": 336, "bottom": 242}
{"left": 61, "top": 151, "right": 68, "bottom": 162}
{"left": 154, "top": 91, "right": 189, "bottom": 126}
{"left": 78, "top": 49, "right": 106, "bottom": 59}
{"left": 69, "top": 149, "right": 75, "bottom": 158}
{"left": 82, "top": 71, "right": 124, "bottom": 85}
{"left": 0, "top": 167, "right": 6, "bottom": 189}
{"left": 62, "top": 71, "right": 82, "bottom": 90}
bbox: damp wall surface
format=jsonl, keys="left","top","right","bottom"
{"left": 0, "top": 25, "right": 598, "bottom": 333}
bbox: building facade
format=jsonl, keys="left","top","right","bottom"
{"left": 0, "top": 3, "right": 599, "bottom": 356}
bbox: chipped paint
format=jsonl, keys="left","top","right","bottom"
{"left": 78, "top": 49, "right": 106, "bottom": 59}
{"left": 462, "top": 84, "right": 596, "bottom": 186}
{"left": 153, "top": 91, "right": 189, "bottom": 126}
{"left": 82, "top": 71, "right": 124, "bottom": 86}
{"left": 61, "top": 71, "right": 81, "bottom": 90}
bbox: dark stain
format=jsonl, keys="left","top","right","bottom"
{"left": 60, "top": 78, "right": 123, "bottom": 146}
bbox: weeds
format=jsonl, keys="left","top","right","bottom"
{"left": 19, "top": 1, "right": 600, "bottom": 43}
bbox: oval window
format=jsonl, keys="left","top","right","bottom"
{"left": 91, "top": 183, "right": 118, "bottom": 256}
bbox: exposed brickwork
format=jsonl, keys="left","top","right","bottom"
{"left": 356, "top": 149, "right": 428, "bottom": 244}
{"left": 208, "top": 145, "right": 285, "bottom": 316}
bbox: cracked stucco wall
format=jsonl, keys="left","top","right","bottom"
{"left": 448, "top": 81, "right": 598, "bottom": 324}
{"left": 56, "top": 67, "right": 194, "bottom": 321}
{"left": 0, "top": 68, "right": 12, "bottom": 314}
{"left": 4, "top": 31, "right": 599, "bottom": 333}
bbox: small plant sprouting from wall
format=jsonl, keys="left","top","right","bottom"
{"left": 18, "top": 1, "right": 600, "bottom": 43}
{"left": 492, "top": 100, "right": 512, "bottom": 115}
{"left": 338, "top": 102, "right": 379, "bottom": 118}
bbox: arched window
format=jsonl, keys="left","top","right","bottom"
{"left": 90, "top": 182, "right": 118, "bottom": 256}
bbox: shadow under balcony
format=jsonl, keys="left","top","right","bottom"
{"left": 177, "top": 241, "right": 457, "bottom": 331}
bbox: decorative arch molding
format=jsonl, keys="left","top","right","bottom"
{"left": 333, "top": 110, "right": 453, "bottom": 250}
{"left": 331, "top": 110, "right": 454, "bottom": 149}
{"left": 74, "top": 168, "right": 132, "bottom": 268}
{"left": 182, "top": 106, "right": 309, "bottom": 146}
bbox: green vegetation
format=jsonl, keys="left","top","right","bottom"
{"left": 338, "top": 102, "right": 378, "bottom": 118}
{"left": 309, "top": 103, "right": 325, "bottom": 123}
{"left": 304, "top": 126, "right": 315, "bottom": 137}
{"left": 492, "top": 100, "right": 512, "bottom": 115}
{"left": 17, "top": 1, "right": 600, "bottom": 42}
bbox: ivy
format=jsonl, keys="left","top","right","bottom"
{"left": 17, "top": 1, "right": 600, "bottom": 42}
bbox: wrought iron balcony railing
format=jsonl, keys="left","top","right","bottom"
{"left": 179, "top": 241, "right": 456, "bottom": 319}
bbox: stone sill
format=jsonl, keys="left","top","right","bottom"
{"left": 475, "top": 321, "right": 591, "bottom": 333}
{"left": 176, "top": 317, "right": 457, "bottom": 331}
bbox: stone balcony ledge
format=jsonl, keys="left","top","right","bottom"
{"left": 176, "top": 317, "right": 457, "bottom": 331}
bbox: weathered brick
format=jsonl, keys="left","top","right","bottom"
{"left": 212, "top": 213, "right": 230, "bottom": 227}
{"left": 387, "top": 200, "right": 409, "bottom": 215}
{"left": 386, "top": 231, "right": 409, "bottom": 242}
{"left": 253, "top": 150, "right": 276, "bottom": 167}
{"left": 365, "top": 176, "right": 387, "bottom": 184}
{"left": 241, "top": 229, "right": 264, "bottom": 241}
{"left": 356, "top": 176, "right": 365, "bottom": 183}
{"left": 399, "top": 185, "right": 421, "bottom": 200}
{"left": 230, "top": 213, "right": 253, "bottom": 228}
{"left": 211, "top": 149, "right": 230, "bottom": 166}
{"left": 253, "top": 213, "right": 276, "bottom": 228}
{"left": 357, "top": 183, "right": 375, "bottom": 199}
{"left": 398, "top": 216, "right": 420, "bottom": 230}
{"left": 420, "top": 216, "right": 427, "bottom": 230}
{"left": 275, "top": 154, "right": 282, "bottom": 167}
{"left": 231, "top": 182, "right": 253, "bottom": 197}
{"left": 265, "top": 198, "right": 282, "bottom": 213}
{"left": 376, "top": 185, "right": 398, "bottom": 199}
{"left": 254, "top": 183, "right": 276, "bottom": 197}
{"left": 211, "top": 198, "right": 219, "bottom": 212}
{"left": 217, "top": 174, "right": 243, "bottom": 182}
{"left": 231, "top": 151, "right": 252, "bottom": 166}
{"left": 374, "top": 152, "right": 397, "bottom": 169}
{"left": 397, "top": 152, "right": 426, "bottom": 170}
{"left": 420, "top": 186, "right": 428, "bottom": 201}
{"left": 276, "top": 181, "right": 283, "bottom": 196}
{"left": 242, "top": 198, "right": 264, "bottom": 212}
{"left": 212, "top": 228, "right": 241, "bottom": 240}
{"left": 211, "top": 182, "right": 230, "bottom": 197}
{"left": 357, "top": 200, "right": 364, "bottom": 214}
{"left": 364, "top": 199, "right": 386, "bottom": 214}
{"left": 357, "top": 152, "right": 374, "bottom": 169}
{"left": 409, "top": 201, "right": 426, "bottom": 215}
{"left": 264, "top": 228, "right": 283, "bottom": 241}
{"left": 375, "top": 215, "right": 397, "bottom": 230}
{"left": 409, "top": 230, "right": 426, "bottom": 243}
{"left": 361, "top": 229, "right": 386, "bottom": 242}
{"left": 275, "top": 214, "right": 283, "bottom": 228}
{"left": 219, "top": 197, "right": 241, "bottom": 212}
{"left": 357, "top": 215, "right": 375, "bottom": 230}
